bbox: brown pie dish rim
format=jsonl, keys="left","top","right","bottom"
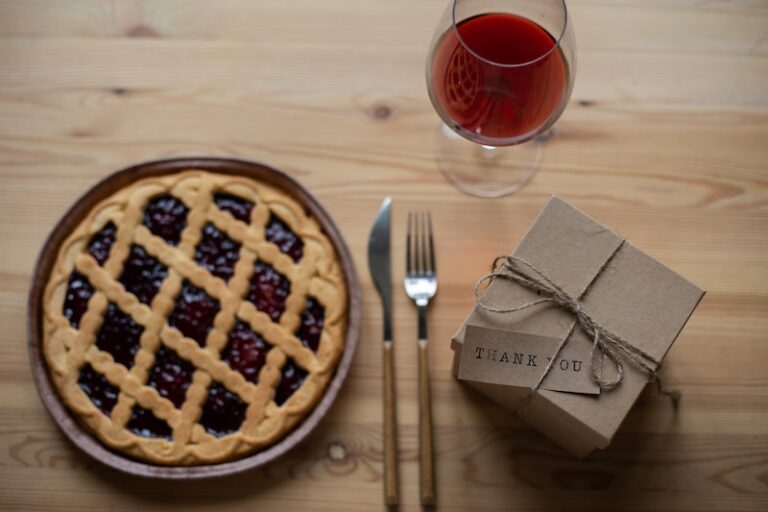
{"left": 27, "top": 157, "right": 361, "bottom": 479}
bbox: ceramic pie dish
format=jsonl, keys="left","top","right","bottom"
{"left": 28, "top": 157, "right": 361, "bottom": 478}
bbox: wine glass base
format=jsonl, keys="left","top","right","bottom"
{"left": 435, "top": 124, "right": 543, "bottom": 198}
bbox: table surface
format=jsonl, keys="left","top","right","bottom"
{"left": 1, "top": 1, "right": 767, "bottom": 511}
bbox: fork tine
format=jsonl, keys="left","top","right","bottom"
{"left": 419, "top": 212, "right": 428, "bottom": 276}
{"left": 427, "top": 212, "right": 435, "bottom": 275}
{"left": 406, "top": 211, "right": 413, "bottom": 276}
{"left": 413, "top": 212, "right": 424, "bottom": 276}
{"left": 414, "top": 211, "right": 421, "bottom": 274}
{"left": 413, "top": 211, "right": 421, "bottom": 275}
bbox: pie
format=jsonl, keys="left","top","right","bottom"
{"left": 42, "top": 170, "right": 348, "bottom": 465}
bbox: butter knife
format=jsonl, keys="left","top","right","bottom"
{"left": 367, "top": 196, "right": 398, "bottom": 506}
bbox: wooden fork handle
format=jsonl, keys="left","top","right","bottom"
{"left": 383, "top": 340, "right": 399, "bottom": 506}
{"left": 419, "top": 338, "right": 436, "bottom": 506}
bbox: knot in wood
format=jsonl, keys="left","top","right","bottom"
{"left": 327, "top": 441, "right": 348, "bottom": 462}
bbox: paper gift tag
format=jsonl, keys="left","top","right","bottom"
{"left": 458, "top": 325, "right": 601, "bottom": 395}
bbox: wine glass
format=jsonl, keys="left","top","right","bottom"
{"left": 426, "top": 0, "right": 576, "bottom": 197}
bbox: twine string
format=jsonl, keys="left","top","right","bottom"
{"left": 474, "top": 249, "right": 681, "bottom": 406}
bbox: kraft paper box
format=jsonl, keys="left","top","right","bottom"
{"left": 451, "top": 196, "right": 704, "bottom": 457}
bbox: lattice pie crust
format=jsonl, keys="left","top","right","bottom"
{"left": 42, "top": 171, "right": 347, "bottom": 465}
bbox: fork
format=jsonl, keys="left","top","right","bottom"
{"left": 404, "top": 211, "right": 437, "bottom": 506}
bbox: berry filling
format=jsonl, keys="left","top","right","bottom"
{"left": 168, "top": 281, "right": 221, "bottom": 347}
{"left": 214, "top": 192, "right": 254, "bottom": 224}
{"left": 274, "top": 359, "right": 307, "bottom": 406}
{"left": 199, "top": 382, "right": 247, "bottom": 437}
{"left": 118, "top": 244, "right": 168, "bottom": 305}
{"left": 246, "top": 262, "right": 290, "bottom": 322}
{"left": 221, "top": 320, "right": 271, "bottom": 384}
{"left": 87, "top": 221, "right": 117, "bottom": 265}
{"left": 193, "top": 222, "right": 241, "bottom": 282}
{"left": 78, "top": 364, "right": 119, "bottom": 416}
{"left": 63, "top": 271, "right": 93, "bottom": 329}
{"left": 126, "top": 405, "right": 172, "bottom": 439}
{"left": 95, "top": 303, "right": 143, "bottom": 368}
{"left": 142, "top": 194, "right": 189, "bottom": 246}
{"left": 265, "top": 214, "right": 304, "bottom": 262}
{"left": 295, "top": 297, "right": 325, "bottom": 352}
{"left": 146, "top": 346, "right": 195, "bottom": 408}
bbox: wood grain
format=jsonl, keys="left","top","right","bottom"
{"left": 0, "top": 0, "right": 767, "bottom": 510}
{"left": 418, "top": 339, "right": 436, "bottom": 507}
{"left": 383, "top": 340, "right": 399, "bottom": 506}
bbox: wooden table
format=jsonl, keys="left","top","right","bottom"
{"left": 1, "top": 1, "right": 766, "bottom": 510}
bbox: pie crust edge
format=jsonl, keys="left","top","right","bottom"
{"left": 42, "top": 170, "right": 348, "bottom": 465}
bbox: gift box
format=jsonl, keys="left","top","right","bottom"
{"left": 451, "top": 196, "right": 704, "bottom": 457}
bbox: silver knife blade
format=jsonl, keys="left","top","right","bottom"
{"left": 367, "top": 196, "right": 393, "bottom": 341}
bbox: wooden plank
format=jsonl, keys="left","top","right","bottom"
{"left": 0, "top": 0, "right": 767, "bottom": 510}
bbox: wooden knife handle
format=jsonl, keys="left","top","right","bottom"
{"left": 383, "top": 340, "right": 399, "bottom": 506}
{"left": 418, "top": 338, "right": 436, "bottom": 506}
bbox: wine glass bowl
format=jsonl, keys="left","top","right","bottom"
{"left": 426, "top": 0, "right": 576, "bottom": 197}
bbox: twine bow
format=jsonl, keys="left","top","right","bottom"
{"left": 475, "top": 250, "right": 680, "bottom": 404}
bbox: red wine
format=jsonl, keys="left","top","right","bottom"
{"left": 430, "top": 13, "right": 567, "bottom": 143}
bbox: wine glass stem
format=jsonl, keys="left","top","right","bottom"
{"left": 479, "top": 145, "right": 500, "bottom": 163}
{"left": 435, "top": 122, "right": 545, "bottom": 198}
